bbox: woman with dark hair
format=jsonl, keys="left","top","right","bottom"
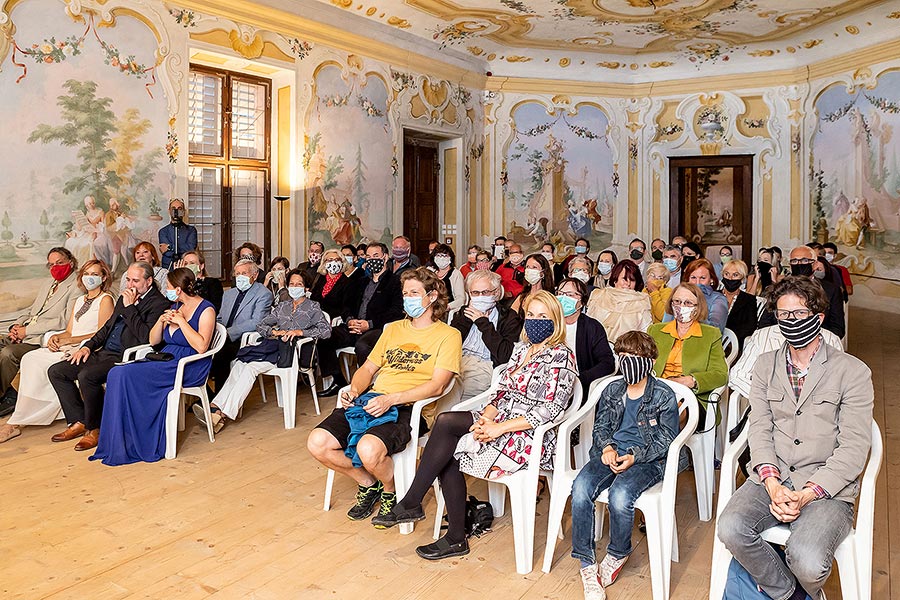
{"left": 510, "top": 253, "right": 555, "bottom": 314}
{"left": 340, "top": 244, "right": 365, "bottom": 281}
{"left": 122, "top": 241, "right": 168, "bottom": 290}
{"left": 595, "top": 249, "right": 618, "bottom": 288}
{"left": 428, "top": 243, "right": 466, "bottom": 313}
{"left": 586, "top": 261, "right": 652, "bottom": 343}
{"left": 310, "top": 249, "right": 356, "bottom": 319}
{"left": 90, "top": 267, "right": 216, "bottom": 465}
{"left": 234, "top": 242, "right": 263, "bottom": 266}
{"left": 556, "top": 277, "right": 615, "bottom": 394}
{"left": 177, "top": 250, "right": 223, "bottom": 312}
{"left": 263, "top": 256, "right": 291, "bottom": 306}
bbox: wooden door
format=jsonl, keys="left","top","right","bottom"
{"left": 403, "top": 142, "right": 439, "bottom": 261}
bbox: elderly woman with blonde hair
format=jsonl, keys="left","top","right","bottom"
{"left": 310, "top": 248, "right": 357, "bottom": 320}
{"left": 643, "top": 261, "right": 673, "bottom": 323}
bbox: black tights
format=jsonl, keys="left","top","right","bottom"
{"left": 397, "top": 411, "right": 474, "bottom": 543}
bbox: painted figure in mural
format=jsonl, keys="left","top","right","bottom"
{"left": 583, "top": 198, "right": 602, "bottom": 231}
{"left": 524, "top": 216, "right": 546, "bottom": 245}
{"left": 64, "top": 196, "right": 104, "bottom": 267}
{"left": 333, "top": 197, "right": 360, "bottom": 245}
{"left": 853, "top": 197, "right": 873, "bottom": 248}
{"left": 104, "top": 197, "right": 137, "bottom": 275}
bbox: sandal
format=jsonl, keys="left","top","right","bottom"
{"left": 0, "top": 424, "right": 21, "bottom": 443}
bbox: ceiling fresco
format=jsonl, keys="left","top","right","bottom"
{"left": 299, "top": 0, "right": 900, "bottom": 80}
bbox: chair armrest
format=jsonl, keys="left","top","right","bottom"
{"left": 450, "top": 386, "right": 495, "bottom": 413}
{"left": 240, "top": 331, "right": 262, "bottom": 347}
{"left": 409, "top": 379, "right": 456, "bottom": 442}
{"left": 660, "top": 394, "right": 700, "bottom": 497}
{"left": 122, "top": 344, "right": 153, "bottom": 362}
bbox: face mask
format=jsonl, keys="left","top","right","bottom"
{"left": 571, "top": 270, "right": 590, "bottom": 283}
{"left": 392, "top": 248, "right": 410, "bottom": 262}
{"left": 272, "top": 269, "right": 285, "bottom": 281}
{"left": 356, "top": 257, "right": 366, "bottom": 268}
{"left": 651, "top": 249, "right": 663, "bottom": 261}
{"left": 790, "top": 263, "right": 814, "bottom": 277}
{"left": 366, "top": 258, "right": 386, "bottom": 277}
{"left": 524, "top": 318, "right": 554, "bottom": 345}
{"left": 288, "top": 286, "right": 306, "bottom": 300}
{"left": 165, "top": 289, "right": 179, "bottom": 302}
{"left": 508, "top": 253, "right": 524, "bottom": 266}
{"left": 824, "top": 252, "right": 835, "bottom": 263}
{"left": 630, "top": 248, "right": 644, "bottom": 261}
{"left": 597, "top": 262, "right": 612, "bottom": 276}
{"left": 475, "top": 262, "right": 491, "bottom": 271}
{"left": 619, "top": 355, "right": 654, "bottom": 385}
{"left": 325, "top": 261, "right": 343, "bottom": 275}
{"left": 50, "top": 263, "right": 73, "bottom": 282}
{"left": 575, "top": 246, "right": 588, "bottom": 255}
{"left": 757, "top": 260, "right": 771, "bottom": 273}
{"left": 185, "top": 263, "right": 201, "bottom": 276}
{"left": 524, "top": 268, "right": 542, "bottom": 285}
{"left": 82, "top": 275, "right": 103, "bottom": 290}
{"left": 682, "top": 255, "right": 697, "bottom": 267}
{"left": 470, "top": 296, "right": 496, "bottom": 312}
{"left": 813, "top": 269, "right": 826, "bottom": 280}
{"left": 308, "top": 253, "right": 321, "bottom": 265}
{"left": 235, "top": 274, "right": 252, "bottom": 292}
{"left": 343, "top": 254, "right": 355, "bottom": 265}
{"left": 556, "top": 295, "right": 578, "bottom": 317}
{"left": 675, "top": 305, "right": 695, "bottom": 323}
{"left": 434, "top": 255, "right": 452, "bottom": 270}
{"left": 778, "top": 313, "right": 822, "bottom": 349}
{"left": 663, "top": 258, "right": 678, "bottom": 272}
{"left": 720, "top": 255, "right": 732, "bottom": 264}
{"left": 721, "top": 277, "right": 742, "bottom": 292}
{"left": 403, "top": 295, "right": 432, "bottom": 319}
{"left": 240, "top": 254, "right": 255, "bottom": 263}
{"left": 541, "top": 252, "right": 554, "bottom": 262}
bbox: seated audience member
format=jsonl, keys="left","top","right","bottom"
{"left": 556, "top": 237, "right": 591, "bottom": 282}
{"left": 671, "top": 235, "right": 688, "bottom": 248}
{"left": 540, "top": 242, "right": 556, "bottom": 266}
{"left": 310, "top": 249, "right": 355, "bottom": 320}
{"left": 460, "top": 245, "right": 482, "bottom": 279}
{"left": 647, "top": 283, "right": 727, "bottom": 427}
{"left": 627, "top": 238, "right": 647, "bottom": 273}
{"left": 427, "top": 243, "right": 466, "bottom": 313}
{"left": 263, "top": 256, "right": 291, "bottom": 306}
{"left": 568, "top": 255, "right": 596, "bottom": 292}
{"left": 297, "top": 241, "right": 324, "bottom": 286}
{"left": 643, "top": 262, "right": 673, "bottom": 323}
{"left": 372, "top": 290, "right": 576, "bottom": 560}
{"left": 158, "top": 199, "right": 198, "bottom": 269}
{"left": 758, "top": 247, "right": 845, "bottom": 339}
{"left": 235, "top": 242, "right": 264, "bottom": 272}
{"left": 355, "top": 244, "right": 368, "bottom": 266}
{"left": 747, "top": 247, "right": 779, "bottom": 297}
{"left": 681, "top": 242, "right": 701, "bottom": 268}
{"left": 209, "top": 259, "right": 273, "bottom": 395}
{"left": 595, "top": 250, "right": 617, "bottom": 288}
{"left": 1, "top": 247, "right": 81, "bottom": 413}
{"left": 317, "top": 243, "right": 404, "bottom": 396}
{"left": 556, "top": 277, "right": 615, "bottom": 393}
{"left": 714, "top": 245, "right": 734, "bottom": 280}
{"left": 510, "top": 254, "right": 554, "bottom": 314}
{"left": 814, "top": 247, "right": 847, "bottom": 302}
{"left": 571, "top": 331, "right": 679, "bottom": 599}
{"left": 719, "top": 259, "right": 757, "bottom": 350}
{"left": 307, "top": 267, "right": 461, "bottom": 522}
{"left": 649, "top": 238, "right": 666, "bottom": 262}
{"left": 0, "top": 260, "right": 114, "bottom": 442}
{"left": 91, "top": 268, "right": 216, "bottom": 464}
{"left": 450, "top": 270, "right": 522, "bottom": 400}
{"left": 586, "top": 261, "right": 652, "bottom": 343}
{"left": 822, "top": 242, "right": 852, "bottom": 297}
{"left": 677, "top": 258, "right": 728, "bottom": 333}
{"left": 389, "top": 235, "right": 420, "bottom": 275}
{"left": 662, "top": 245, "right": 683, "bottom": 288}
{"left": 717, "top": 276, "right": 873, "bottom": 600}
{"left": 197, "top": 270, "right": 331, "bottom": 431}
{"left": 176, "top": 250, "right": 223, "bottom": 312}
{"left": 427, "top": 240, "right": 439, "bottom": 256}
{"left": 120, "top": 241, "right": 168, "bottom": 291}
{"left": 489, "top": 235, "right": 508, "bottom": 271}
{"left": 47, "top": 262, "right": 170, "bottom": 450}
{"left": 474, "top": 250, "right": 493, "bottom": 272}
{"left": 340, "top": 244, "right": 365, "bottom": 281}
{"left": 497, "top": 243, "right": 526, "bottom": 300}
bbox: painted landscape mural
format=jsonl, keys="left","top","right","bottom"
{"left": 503, "top": 102, "right": 615, "bottom": 254}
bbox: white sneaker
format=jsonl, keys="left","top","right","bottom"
{"left": 598, "top": 553, "right": 628, "bottom": 587}
{"left": 579, "top": 563, "right": 606, "bottom": 600}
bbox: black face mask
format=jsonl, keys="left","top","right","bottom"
{"left": 630, "top": 248, "right": 644, "bottom": 261}
{"left": 170, "top": 208, "right": 184, "bottom": 224}
{"left": 791, "top": 263, "right": 814, "bottom": 277}
{"left": 682, "top": 255, "right": 697, "bottom": 267}
{"left": 651, "top": 249, "right": 663, "bottom": 261}
{"left": 721, "top": 277, "right": 742, "bottom": 292}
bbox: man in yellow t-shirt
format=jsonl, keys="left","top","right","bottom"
{"left": 308, "top": 267, "right": 462, "bottom": 525}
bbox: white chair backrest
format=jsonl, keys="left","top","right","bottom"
{"left": 755, "top": 295, "right": 767, "bottom": 321}
{"left": 722, "top": 328, "right": 739, "bottom": 367}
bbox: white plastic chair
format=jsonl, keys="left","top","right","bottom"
{"left": 322, "top": 379, "right": 456, "bottom": 535}
{"left": 709, "top": 419, "right": 883, "bottom": 600}
{"left": 685, "top": 384, "right": 724, "bottom": 522}
{"left": 331, "top": 317, "right": 357, "bottom": 383}
{"left": 541, "top": 378, "right": 699, "bottom": 600}
{"left": 722, "top": 328, "right": 739, "bottom": 367}
{"left": 431, "top": 377, "right": 584, "bottom": 574}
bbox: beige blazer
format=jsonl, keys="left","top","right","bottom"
{"left": 748, "top": 339, "right": 873, "bottom": 502}
{"left": 13, "top": 275, "right": 80, "bottom": 345}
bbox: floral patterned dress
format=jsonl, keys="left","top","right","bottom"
{"left": 454, "top": 341, "right": 577, "bottom": 479}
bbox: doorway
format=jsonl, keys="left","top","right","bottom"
{"left": 403, "top": 133, "right": 441, "bottom": 262}
{"left": 669, "top": 155, "right": 753, "bottom": 261}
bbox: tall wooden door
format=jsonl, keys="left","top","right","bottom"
{"left": 403, "top": 142, "right": 439, "bottom": 261}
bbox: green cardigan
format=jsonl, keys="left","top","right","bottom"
{"left": 647, "top": 321, "right": 728, "bottom": 407}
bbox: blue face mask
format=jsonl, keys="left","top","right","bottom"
{"left": 556, "top": 295, "right": 578, "bottom": 317}
{"left": 523, "top": 318, "right": 554, "bottom": 345}
{"left": 403, "top": 295, "right": 432, "bottom": 319}
{"left": 575, "top": 246, "right": 588, "bottom": 255}
{"left": 235, "top": 274, "right": 252, "bottom": 292}
{"left": 165, "top": 289, "right": 179, "bottom": 302}
{"left": 663, "top": 258, "right": 678, "bottom": 272}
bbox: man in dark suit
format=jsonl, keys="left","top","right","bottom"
{"left": 556, "top": 277, "right": 616, "bottom": 396}
{"left": 318, "top": 242, "right": 403, "bottom": 396}
{"left": 48, "top": 261, "right": 170, "bottom": 451}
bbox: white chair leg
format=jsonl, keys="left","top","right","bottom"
{"left": 177, "top": 392, "right": 186, "bottom": 432}
{"left": 307, "top": 371, "right": 321, "bottom": 415}
{"left": 693, "top": 440, "right": 714, "bottom": 522}
{"left": 488, "top": 481, "right": 507, "bottom": 518}
{"left": 643, "top": 509, "right": 669, "bottom": 600}
{"left": 834, "top": 541, "right": 862, "bottom": 600}
{"left": 541, "top": 477, "right": 573, "bottom": 573}
{"left": 432, "top": 481, "right": 445, "bottom": 540}
{"left": 509, "top": 485, "right": 537, "bottom": 574}
{"left": 670, "top": 514, "right": 679, "bottom": 563}
{"left": 283, "top": 374, "right": 297, "bottom": 429}
{"left": 323, "top": 469, "right": 335, "bottom": 511}
{"left": 164, "top": 391, "right": 180, "bottom": 460}
{"left": 258, "top": 377, "right": 267, "bottom": 403}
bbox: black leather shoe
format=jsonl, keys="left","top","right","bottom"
{"left": 372, "top": 503, "right": 425, "bottom": 529}
{"left": 0, "top": 393, "right": 16, "bottom": 417}
{"left": 416, "top": 536, "right": 470, "bottom": 560}
{"left": 319, "top": 382, "right": 341, "bottom": 397}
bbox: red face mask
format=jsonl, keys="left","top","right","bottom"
{"left": 50, "top": 263, "right": 73, "bottom": 282}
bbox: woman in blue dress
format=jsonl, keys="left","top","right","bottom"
{"left": 91, "top": 268, "right": 217, "bottom": 465}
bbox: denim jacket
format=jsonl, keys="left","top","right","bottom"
{"left": 590, "top": 375, "right": 680, "bottom": 465}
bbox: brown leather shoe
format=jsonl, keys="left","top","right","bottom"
{"left": 51, "top": 422, "right": 85, "bottom": 442}
{"left": 74, "top": 429, "right": 99, "bottom": 451}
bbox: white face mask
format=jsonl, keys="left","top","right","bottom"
{"left": 325, "top": 261, "right": 343, "bottom": 275}
{"left": 469, "top": 296, "right": 496, "bottom": 312}
{"left": 597, "top": 262, "right": 613, "bottom": 276}
{"left": 541, "top": 251, "right": 554, "bottom": 262}
{"left": 676, "top": 305, "right": 696, "bottom": 323}
{"left": 434, "top": 255, "right": 452, "bottom": 270}
{"left": 343, "top": 254, "right": 355, "bottom": 265}
{"left": 571, "top": 270, "right": 591, "bottom": 283}
{"left": 288, "top": 286, "right": 306, "bottom": 300}
{"left": 82, "top": 275, "right": 103, "bottom": 291}
{"left": 524, "top": 268, "right": 542, "bottom": 285}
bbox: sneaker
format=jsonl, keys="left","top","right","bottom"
{"left": 415, "top": 535, "right": 470, "bottom": 560}
{"left": 192, "top": 403, "right": 225, "bottom": 433}
{"left": 347, "top": 481, "right": 383, "bottom": 520}
{"left": 579, "top": 563, "right": 606, "bottom": 600}
{"left": 598, "top": 553, "right": 628, "bottom": 587}
{"left": 372, "top": 500, "right": 426, "bottom": 529}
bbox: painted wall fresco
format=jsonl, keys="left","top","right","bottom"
{"left": 0, "top": 0, "right": 171, "bottom": 318}
{"left": 503, "top": 102, "right": 614, "bottom": 253}
{"left": 304, "top": 65, "right": 394, "bottom": 247}
{"left": 811, "top": 70, "right": 900, "bottom": 299}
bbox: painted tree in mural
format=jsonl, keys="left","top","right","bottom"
{"left": 352, "top": 144, "right": 370, "bottom": 215}
{"left": 811, "top": 164, "right": 829, "bottom": 243}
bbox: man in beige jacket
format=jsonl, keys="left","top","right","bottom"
{"left": 718, "top": 276, "right": 873, "bottom": 600}
{"left": 0, "top": 247, "right": 80, "bottom": 413}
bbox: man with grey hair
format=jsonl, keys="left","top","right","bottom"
{"left": 449, "top": 269, "right": 523, "bottom": 400}
{"left": 389, "top": 235, "right": 421, "bottom": 275}
{"left": 662, "top": 244, "right": 683, "bottom": 288}
{"left": 209, "top": 258, "right": 273, "bottom": 395}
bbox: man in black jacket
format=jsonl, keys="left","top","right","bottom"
{"left": 450, "top": 270, "right": 523, "bottom": 400}
{"left": 318, "top": 243, "right": 403, "bottom": 396}
{"left": 556, "top": 277, "right": 616, "bottom": 397}
{"left": 48, "top": 262, "right": 170, "bottom": 451}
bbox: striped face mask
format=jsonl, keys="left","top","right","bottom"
{"left": 619, "top": 355, "right": 655, "bottom": 385}
{"left": 777, "top": 314, "right": 822, "bottom": 349}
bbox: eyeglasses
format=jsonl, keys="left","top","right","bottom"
{"left": 789, "top": 258, "right": 814, "bottom": 265}
{"left": 671, "top": 300, "right": 698, "bottom": 308}
{"left": 775, "top": 309, "right": 813, "bottom": 320}
{"left": 556, "top": 291, "right": 581, "bottom": 299}
{"left": 476, "top": 258, "right": 491, "bottom": 263}
{"left": 469, "top": 288, "right": 499, "bottom": 297}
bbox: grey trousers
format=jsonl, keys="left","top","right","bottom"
{"left": 717, "top": 479, "right": 853, "bottom": 600}
{"left": 0, "top": 337, "right": 39, "bottom": 392}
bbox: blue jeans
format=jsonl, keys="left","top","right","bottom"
{"left": 571, "top": 457, "right": 665, "bottom": 563}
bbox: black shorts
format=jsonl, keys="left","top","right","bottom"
{"left": 315, "top": 405, "right": 414, "bottom": 456}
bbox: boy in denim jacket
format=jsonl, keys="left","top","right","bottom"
{"left": 572, "top": 331, "right": 680, "bottom": 600}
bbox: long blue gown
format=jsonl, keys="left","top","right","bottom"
{"left": 91, "top": 299, "right": 215, "bottom": 466}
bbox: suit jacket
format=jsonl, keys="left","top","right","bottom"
{"left": 15, "top": 274, "right": 81, "bottom": 344}
{"left": 758, "top": 278, "right": 845, "bottom": 339}
{"left": 83, "top": 285, "right": 170, "bottom": 354}
{"left": 748, "top": 341, "right": 873, "bottom": 501}
{"left": 218, "top": 282, "right": 273, "bottom": 341}
{"left": 725, "top": 290, "right": 758, "bottom": 351}
{"left": 345, "top": 270, "right": 403, "bottom": 330}
{"left": 451, "top": 304, "right": 522, "bottom": 367}
{"left": 648, "top": 321, "right": 728, "bottom": 405}
{"left": 574, "top": 313, "right": 616, "bottom": 392}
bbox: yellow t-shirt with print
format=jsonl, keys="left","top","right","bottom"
{"left": 368, "top": 319, "right": 462, "bottom": 401}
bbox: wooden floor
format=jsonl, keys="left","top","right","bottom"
{"left": 0, "top": 307, "right": 895, "bottom": 599}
